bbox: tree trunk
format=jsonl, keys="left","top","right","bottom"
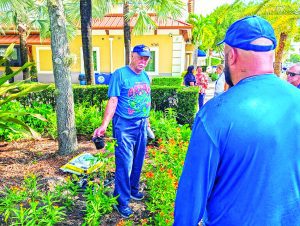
{"left": 123, "top": 1, "right": 131, "bottom": 65}
{"left": 47, "top": 0, "right": 78, "bottom": 155}
{"left": 18, "top": 24, "right": 29, "bottom": 80}
{"left": 274, "top": 32, "right": 287, "bottom": 76}
{"left": 80, "top": 0, "right": 94, "bottom": 85}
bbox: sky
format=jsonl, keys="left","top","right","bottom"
{"left": 194, "top": 0, "right": 235, "bottom": 16}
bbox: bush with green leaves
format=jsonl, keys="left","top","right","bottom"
{"left": 0, "top": 44, "right": 49, "bottom": 139}
{"left": 210, "top": 72, "right": 219, "bottom": 81}
{"left": 151, "top": 76, "right": 183, "bottom": 86}
{"left": 144, "top": 109, "right": 192, "bottom": 225}
{"left": 0, "top": 174, "right": 70, "bottom": 225}
{"left": 0, "top": 101, "right": 114, "bottom": 141}
{"left": 289, "top": 54, "right": 300, "bottom": 63}
{"left": 0, "top": 101, "right": 56, "bottom": 141}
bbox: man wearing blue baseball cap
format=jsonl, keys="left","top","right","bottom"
{"left": 93, "top": 44, "right": 151, "bottom": 218}
{"left": 174, "top": 16, "right": 300, "bottom": 225}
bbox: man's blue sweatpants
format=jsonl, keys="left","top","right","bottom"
{"left": 112, "top": 115, "right": 147, "bottom": 207}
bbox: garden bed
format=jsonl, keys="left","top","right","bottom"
{"left": 0, "top": 137, "right": 149, "bottom": 225}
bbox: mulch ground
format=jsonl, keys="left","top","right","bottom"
{"left": 0, "top": 137, "right": 150, "bottom": 225}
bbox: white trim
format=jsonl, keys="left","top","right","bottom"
{"left": 156, "top": 29, "right": 180, "bottom": 35}
{"left": 80, "top": 47, "right": 100, "bottom": 73}
{"left": 36, "top": 46, "right": 52, "bottom": 73}
{"left": 108, "top": 30, "right": 123, "bottom": 35}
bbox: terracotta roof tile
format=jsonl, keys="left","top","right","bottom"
{"left": 0, "top": 14, "right": 191, "bottom": 45}
{"left": 92, "top": 13, "right": 192, "bottom": 30}
{"left": 0, "top": 35, "right": 50, "bottom": 45}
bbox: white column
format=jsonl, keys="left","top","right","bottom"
{"left": 171, "top": 35, "right": 185, "bottom": 76}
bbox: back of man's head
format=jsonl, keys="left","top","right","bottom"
{"left": 218, "top": 16, "right": 277, "bottom": 84}
{"left": 218, "top": 16, "right": 276, "bottom": 52}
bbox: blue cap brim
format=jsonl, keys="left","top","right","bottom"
{"left": 137, "top": 52, "right": 151, "bottom": 58}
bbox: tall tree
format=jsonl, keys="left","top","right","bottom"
{"left": 66, "top": 0, "right": 184, "bottom": 72}
{"left": 47, "top": 0, "right": 78, "bottom": 155}
{"left": 207, "top": 0, "right": 247, "bottom": 60}
{"left": 122, "top": 0, "right": 185, "bottom": 64}
{"left": 187, "top": 14, "right": 216, "bottom": 67}
{"left": 123, "top": 1, "right": 131, "bottom": 65}
{"left": 80, "top": 0, "right": 95, "bottom": 84}
{"left": 65, "top": 0, "right": 113, "bottom": 83}
{"left": 251, "top": 0, "right": 300, "bottom": 76}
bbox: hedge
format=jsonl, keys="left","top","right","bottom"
{"left": 151, "top": 76, "right": 183, "bottom": 86}
{"left": 18, "top": 84, "right": 199, "bottom": 126}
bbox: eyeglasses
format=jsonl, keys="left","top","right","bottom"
{"left": 286, "top": 71, "right": 300, "bottom": 77}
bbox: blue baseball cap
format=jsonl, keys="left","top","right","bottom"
{"left": 132, "top": 44, "right": 151, "bottom": 57}
{"left": 217, "top": 16, "right": 277, "bottom": 52}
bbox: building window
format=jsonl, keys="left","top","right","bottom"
{"left": 145, "top": 51, "right": 155, "bottom": 72}
{"left": 0, "top": 45, "right": 21, "bottom": 66}
{"left": 80, "top": 47, "right": 100, "bottom": 73}
{"left": 145, "top": 47, "right": 159, "bottom": 76}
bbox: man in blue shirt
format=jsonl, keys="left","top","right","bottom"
{"left": 93, "top": 44, "right": 151, "bottom": 218}
{"left": 174, "top": 16, "right": 300, "bottom": 225}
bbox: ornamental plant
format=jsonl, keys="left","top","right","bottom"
{"left": 0, "top": 44, "right": 49, "bottom": 138}
{"left": 144, "top": 109, "right": 191, "bottom": 225}
{"left": 0, "top": 174, "right": 69, "bottom": 225}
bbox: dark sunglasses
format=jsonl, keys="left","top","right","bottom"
{"left": 286, "top": 71, "right": 300, "bottom": 77}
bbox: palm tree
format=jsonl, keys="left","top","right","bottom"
{"left": 80, "top": 0, "right": 95, "bottom": 85}
{"left": 251, "top": 0, "right": 300, "bottom": 76}
{"left": 187, "top": 13, "right": 216, "bottom": 67}
{"left": 122, "top": 0, "right": 185, "bottom": 64}
{"left": 47, "top": 0, "right": 78, "bottom": 155}
{"left": 123, "top": 1, "right": 131, "bottom": 65}
{"left": 207, "top": 1, "right": 248, "bottom": 60}
{"left": 65, "top": 0, "right": 113, "bottom": 84}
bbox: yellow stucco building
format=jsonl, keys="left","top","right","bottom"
{"left": 0, "top": 13, "right": 192, "bottom": 83}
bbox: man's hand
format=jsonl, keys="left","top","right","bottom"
{"left": 93, "top": 125, "right": 106, "bottom": 138}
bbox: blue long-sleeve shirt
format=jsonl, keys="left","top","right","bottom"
{"left": 174, "top": 74, "right": 300, "bottom": 226}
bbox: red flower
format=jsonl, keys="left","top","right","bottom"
{"left": 146, "top": 172, "right": 154, "bottom": 178}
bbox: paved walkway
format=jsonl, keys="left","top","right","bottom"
{"left": 204, "top": 78, "right": 215, "bottom": 104}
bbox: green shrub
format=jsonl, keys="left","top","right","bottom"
{"left": 176, "top": 86, "right": 198, "bottom": 125}
{"left": 210, "top": 73, "right": 219, "bottom": 81}
{"left": 151, "top": 85, "right": 199, "bottom": 126}
{"left": 151, "top": 85, "right": 178, "bottom": 111}
{"left": 289, "top": 54, "right": 300, "bottom": 63}
{"left": 151, "top": 76, "right": 183, "bottom": 86}
{"left": 210, "top": 57, "right": 222, "bottom": 66}
{"left": 73, "top": 85, "right": 108, "bottom": 106}
{"left": 17, "top": 84, "right": 198, "bottom": 128}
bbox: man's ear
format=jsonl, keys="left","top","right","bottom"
{"left": 228, "top": 47, "right": 238, "bottom": 66}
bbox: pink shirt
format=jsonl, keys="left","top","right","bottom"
{"left": 196, "top": 72, "right": 208, "bottom": 94}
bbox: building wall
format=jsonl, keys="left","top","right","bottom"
{"left": 33, "top": 34, "right": 176, "bottom": 75}
{"left": 2, "top": 33, "right": 187, "bottom": 83}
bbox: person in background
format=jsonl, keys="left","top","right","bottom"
{"left": 195, "top": 66, "right": 208, "bottom": 109}
{"left": 184, "top": 65, "right": 196, "bottom": 86}
{"left": 286, "top": 63, "right": 300, "bottom": 89}
{"left": 174, "top": 15, "right": 300, "bottom": 225}
{"left": 214, "top": 64, "right": 229, "bottom": 96}
{"left": 93, "top": 44, "right": 151, "bottom": 218}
